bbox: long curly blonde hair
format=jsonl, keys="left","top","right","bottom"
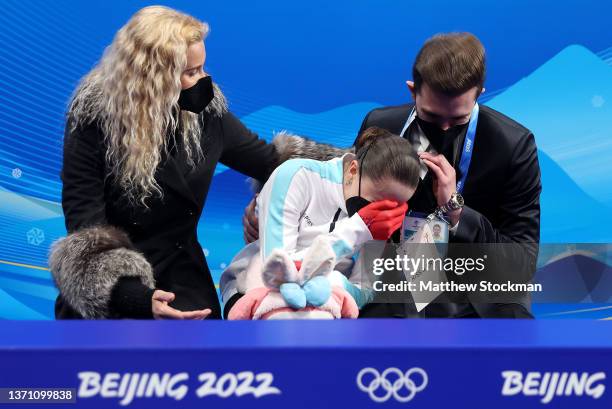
{"left": 69, "top": 6, "right": 209, "bottom": 206}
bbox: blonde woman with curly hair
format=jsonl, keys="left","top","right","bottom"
{"left": 49, "top": 5, "right": 321, "bottom": 319}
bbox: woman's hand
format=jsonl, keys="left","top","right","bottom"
{"left": 243, "top": 195, "right": 259, "bottom": 243}
{"left": 152, "top": 290, "right": 211, "bottom": 319}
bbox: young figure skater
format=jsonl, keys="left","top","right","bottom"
{"left": 221, "top": 127, "right": 421, "bottom": 319}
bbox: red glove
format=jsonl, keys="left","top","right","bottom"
{"left": 358, "top": 200, "right": 408, "bottom": 241}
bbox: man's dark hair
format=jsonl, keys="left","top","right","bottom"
{"left": 412, "top": 32, "right": 485, "bottom": 96}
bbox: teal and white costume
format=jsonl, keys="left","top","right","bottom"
{"left": 220, "top": 154, "right": 374, "bottom": 309}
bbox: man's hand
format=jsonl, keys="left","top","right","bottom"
{"left": 243, "top": 195, "right": 259, "bottom": 243}
{"left": 152, "top": 290, "right": 211, "bottom": 319}
{"left": 420, "top": 152, "right": 462, "bottom": 225}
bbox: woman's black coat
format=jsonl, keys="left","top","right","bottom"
{"left": 55, "top": 100, "right": 278, "bottom": 319}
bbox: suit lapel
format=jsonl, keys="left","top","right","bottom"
{"left": 409, "top": 172, "right": 437, "bottom": 214}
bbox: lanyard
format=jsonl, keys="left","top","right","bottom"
{"left": 399, "top": 103, "right": 479, "bottom": 194}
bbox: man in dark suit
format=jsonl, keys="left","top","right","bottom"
{"left": 357, "top": 32, "right": 541, "bottom": 318}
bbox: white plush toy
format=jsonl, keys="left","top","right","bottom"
{"left": 228, "top": 236, "right": 359, "bottom": 320}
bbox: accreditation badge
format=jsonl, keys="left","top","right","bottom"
{"left": 401, "top": 211, "right": 449, "bottom": 244}
{"left": 398, "top": 211, "right": 448, "bottom": 312}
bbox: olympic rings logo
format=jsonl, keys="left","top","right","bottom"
{"left": 356, "top": 367, "right": 428, "bottom": 403}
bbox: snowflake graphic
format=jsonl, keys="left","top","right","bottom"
{"left": 220, "top": 262, "right": 227, "bottom": 269}
{"left": 591, "top": 95, "right": 605, "bottom": 108}
{"left": 12, "top": 168, "right": 22, "bottom": 179}
{"left": 27, "top": 228, "right": 45, "bottom": 246}
{"left": 203, "top": 248, "right": 210, "bottom": 257}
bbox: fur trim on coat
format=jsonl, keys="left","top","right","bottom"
{"left": 272, "top": 131, "right": 352, "bottom": 165}
{"left": 249, "top": 131, "right": 353, "bottom": 192}
{"left": 49, "top": 225, "right": 155, "bottom": 318}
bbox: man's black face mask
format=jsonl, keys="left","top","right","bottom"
{"left": 416, "top": 116, "right": 468, "bottom": 154}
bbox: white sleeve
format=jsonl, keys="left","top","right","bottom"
{"left": 258, "top": 163, "right": 310, "bottom": 261}
{"left": 449, "top": 220, "right": 459, "bottom": 235}
{"left": 316, "top": 213, "right": 372, "bottom": 260}
{"left": 258, "top": 161, "right": 372, "bottom": 262}
{"left": 279, "top": 213, "right": 373, "bottom": 265}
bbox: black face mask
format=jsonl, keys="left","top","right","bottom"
{"left": 346, "top": 195, "right": 371, "bottom": 217}
{"left": 416, "top": 116, "right": 468, "bottom": 154}
{"left": 178, "top": 76, "right": 214, "bottom": 114}
{"left": 346, "top": 143, "right": 373, "bottom": 217}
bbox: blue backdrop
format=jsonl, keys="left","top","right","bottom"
{"left": 0, "top": 0, "right": 611, "bottom": 319}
